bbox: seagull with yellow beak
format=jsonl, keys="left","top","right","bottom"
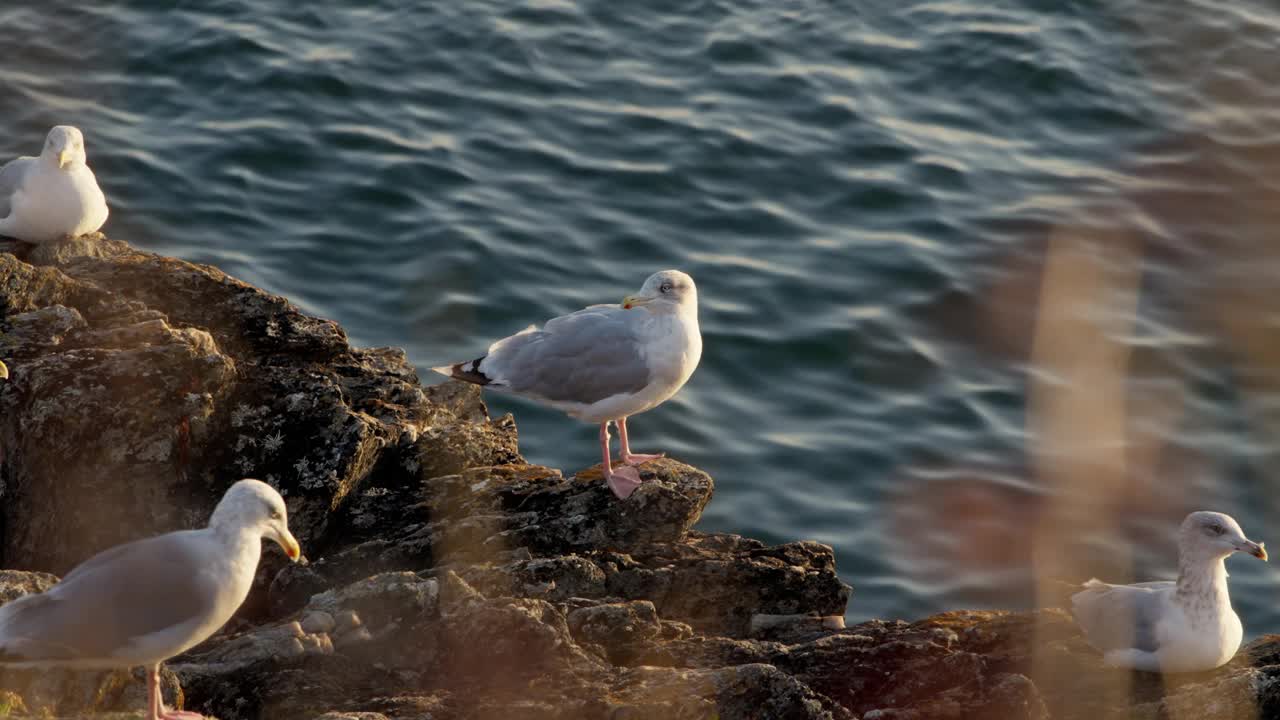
{"left": 435, "top": 270, "right": 702, "bottom": 499}
{"left": 0, "top": 125, "right": 109, "bottom": 244}
{"left": 0, "top": 479, "right": 302, "bottom": 720}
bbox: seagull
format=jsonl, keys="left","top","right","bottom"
{"left": 0, "top": 125, "right": 109, "bottom": 244}
{"left": 1070, "top": 511, "right": 1267, "bottom": 673}
{"left": 435, "top": 270, "right": 702, "bottom": 499}
{"left": 0, "top": 479, "right": 302, "bottom": 720}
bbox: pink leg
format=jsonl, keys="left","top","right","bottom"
{"left": 617, "top": 417, "right": 664, "bottom": 465}
{"left": 600, "top": 422, "right": 641, "bottom": 499}
{"left": 153, "top": 664, "right": 203, "bottom": 720}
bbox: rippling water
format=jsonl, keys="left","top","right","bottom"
{"left": 5, "top": 0, "right": 1280, "bottom": 629}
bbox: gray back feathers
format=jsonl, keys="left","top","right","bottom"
{"left": 0, "top": 531, "right": 217, "bottom": 663}
{"left": 1070, "top": 579, "right": 1171, "bottom": 654}
{"left": 0, "top": 156, "right": 36, "bottom": 218}
{"left": 483, "top": 305, "right": 652, "bottom": 405}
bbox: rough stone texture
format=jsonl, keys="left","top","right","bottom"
{"left": 0, "top": 569, "right": 57, "bottom": 604}
{"left": 7, "top": 236, "right": 1274, "bottom": 720}
{"left": 0, "top": 236, "right": 517, "bottom": 595}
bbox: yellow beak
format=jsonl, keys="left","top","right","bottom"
{"left": 0, "top": 360, "right": 8, "bottom": 380}
{"left": 621, "top": 294, "right": 654, "bottom": 310}
{"left": 58, "top": 149, "right": 72, "bottom": 168}
{"left": 276, "top": 530, "right": 302, "bottom": 561}
{"left": 1251, "top": 542, "right": 1268, "bottom": 562}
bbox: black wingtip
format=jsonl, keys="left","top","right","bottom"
{"left": 433, "top": 357, "right": 492, "bottom": 386}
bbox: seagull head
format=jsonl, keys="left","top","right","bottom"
{"left": 1180, "top": 510, "right": 1266, "bottom": 562}
{"left": 43, "top": 125, "right": 87, "bottom": 169}
{"left": 622, "top": 270, "right": 697, "bottom": 315}
{"left": 210, "top": 479, "right": 303, "bottom": 561}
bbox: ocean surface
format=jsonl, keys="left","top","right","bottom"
{"left": 4, "top": 0, "right": 1280, "bottom": 630}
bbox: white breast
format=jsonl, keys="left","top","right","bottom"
{"left": 9, "top": 165, "right": 108, "bottom": 243}
{"left": 572, "top": 309, "right": 701, "bottom": 423}
{"left": 1156, "top": 594, "right": 1243, "bottom": 672}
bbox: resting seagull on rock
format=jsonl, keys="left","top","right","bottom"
{"left": 435, "top": 270, "right": 702, "bottom": 500}
{"left": 0, "top": 125, "right": 109, "bottom": 244}
{"left": 0, "top": 479, "right": 302, "bottom": 720}
{"left": 1071, "top": 510, "right": 1266, "bottom": 673}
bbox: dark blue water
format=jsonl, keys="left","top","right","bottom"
{"left": 5, "top": 0, "right": 1280, "bottom": 630}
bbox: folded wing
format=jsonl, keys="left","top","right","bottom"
{"left": 0, "top": 156, "right": 35, "bottom": 219}
{"left": 0, "top": 532, "right": 218, "bottom": 664}
{"left": 481, "top": 305, "right": 652, "bottom": 405}
{"left": 1070, "top": 579, "right": 1171, "bottom": 653}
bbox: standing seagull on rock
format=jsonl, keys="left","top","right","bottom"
{"left": 0, "top": 479, "right": 302, "bottom": 720}
{"left": 1071, "top": 511, "right": 1266, "bottom": 673}
{"left": 0, "top": 125, "right": 109, "bottom": 244}
{"left": 435, "top": 270, "right": 702, "bottom": 499}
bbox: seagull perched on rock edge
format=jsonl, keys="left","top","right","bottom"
{"left": 0, "top": 125, "right": 109, "bottom": 244}
{"left": 434, "top": 270, "right": 702, "bottom": 499}
{"left": 0, "top": 479, "right": 302, "bottom": 720}
{"left": 1070, "top": 510, "right": 1266, "bottom": 673}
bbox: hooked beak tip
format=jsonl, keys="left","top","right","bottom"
{"left": 1252, "top": 543, "right": 1269, "bottom": 562}
{"left": 279, "top": 533, "right": 302, "bottom": 562}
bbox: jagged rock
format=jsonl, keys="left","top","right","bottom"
{"left": 598, "top": 533, "right": 850, "bottom": 636}
{"left": 13, "top": 235, "right": 1274, "bottom": 720}
{"left": 172, "top": 621, "right": 334, "bottom": 678}
{"left": 567, "top": 600, "right": 663, "bottom": 665}
{"left": 0, "top": 238, "right": 513, "bottom": 599}
{"left": 439, "top": 593, "right": 602, "bottom": 689}
{"left": 711, "top": 663, "right": 853, "bottom": 720}
{"left": 0, "top": 569, "right": 57, "bottom": 603}
{"left": 173, "top": 571, "right": 442, "bottom": 715}
{"left": 425, "top": 460, "right": 714, "bottom": 562}
{"left": 267, "top": 459, "right": 715, "bottom": 616}
{"left": 447, "top": 531, "right": 850, "bottom": 639}
{"left": 179, "top": 654, "right": 405, "bottom": 720}
{"left": 301, "top": 571, "right": 439, "bottom": 662}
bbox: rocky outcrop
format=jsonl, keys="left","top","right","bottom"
{"left": 2, "top": 235, "right": 1275, "bottom": 720}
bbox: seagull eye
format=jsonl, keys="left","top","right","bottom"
{"left": 271, "top": 509, "right": 283, "bottom": 520}
{"left": 660, "top": 283, "right": 673, "bottom": 293}
{"left": 1209, "top": 524, "right": 1225, "bottom": 535}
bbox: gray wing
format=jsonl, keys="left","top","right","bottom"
{"left": 481, "top": 305, "right": 652, "bottom": 405}
{"left": 0, "top": 156, "right": 35, "bottom": 218}
{"left": 0, "top": 531, "right": 218, "bottom": 662}
{"left": 1070, "top": 579, "right": 1172, "bottom": 653}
